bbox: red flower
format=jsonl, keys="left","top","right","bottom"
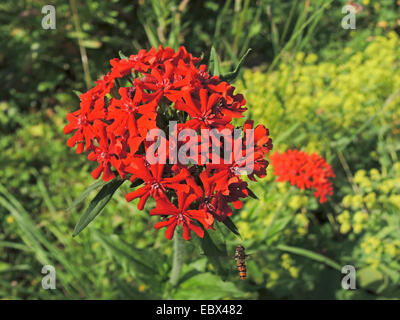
{"left": 270, "top": 149, "right": 335, "bottom": 203}
{"left": 64, "top": 45, "right": 273, "bottom": 240}
{"left": 125, "top": 157, "right": 189, "bottom": 210}
{"left": 205, "top": 121, "right": 273, "bottom": 192}
{"left": 142, "top": 60, "right": 192, "bottom": 103}
{"left": 107, "top": 85, "right": 158, "bottom": 141}
{"left": 88, "top": 123, "right": 125, "bottom": 181}
{"left": 206, "top": 81, "right": 247, "bottom": 118}
{"left": 175, "top": 88, "right": 232, "bottom": 130}
{"left": 197, "top": 169, "right": 235, "bottom": 221}
{"left": 63, "top": 75, "right": 112, "bottom": 153}
{"left": 150, "top": 191, "right": 214, "bottom": 240}
{"left": 243, "top": 120, "right": 273, "bottom": 181}
{"left": 63, "top": 110, "right": 96, "bottom": 154}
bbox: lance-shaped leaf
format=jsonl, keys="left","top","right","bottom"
{"left": 73, "top": 178, "right": 124, "bottom": 237}
{"left": 220, "top": 48, "right": 251, "bottom": 83}
{"left": 129, "top": 178, "right": 144, "bottom": 189}
{"left": 222, "top": 217, "right": 241, "bottom": 237}
{"left": 193, "top": 224, "right": 230, "bottom": 280}
{"left": 92, "top": 230, "right": 160, "bottom": 283}
{"left": 208, "top": 46, "right": 222, "bottom": 77}
{"left": 174, "top": 273, "right": 244, "bottom": 299}
{"left": 67, "top": 179, "right": 108, "bottom": 211}
{"left": 246, "top": 187, "right": 258, "bottom": 200}
{"left": 118, "top": 50, "right": 129, "bottom": 60}
{"left": 73, "top": 90, "right": 83, "bottom": 100}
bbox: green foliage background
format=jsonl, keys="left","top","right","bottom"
{"left": 1, "top": 0, "right": 399, "bottom": 299}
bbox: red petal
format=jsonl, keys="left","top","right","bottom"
{"left": 125, "top": 186, "right": 150, "bottom": 202}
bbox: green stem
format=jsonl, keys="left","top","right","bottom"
{"left": 169, "top": 233, "right": 184, "bottom": 287}
{"left": 264, "top": 187, "right": 296, "bottom": 241}
{"left": 69, "top": 0, "right": 92, "bottom": 89}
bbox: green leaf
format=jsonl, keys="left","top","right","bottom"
{"left": 67, "top": 179, "right": 108, "bottom": 211}
{"left": 246, "top": 187, "right": 258, "bottom": 200}
{"left": 0, "top": 262, "right": 31, "bottom": 274}
{"left": 193, "top": 226, "right": 230, "bottom": 280}
{"left": 140, "top": 18, "right": 160, "bottom": 48}
{"left": 274, "top": 122, "right": 302, "bottom": 144}
{"left": 0, "top": 184, "right": 91, "bottom": 293}
{"left": 72, "top": 179, "right": 124, "bottom": 237}
{"left": 220, "top": 48, "right": 251, "bottom": 82}
{"left": 92, "top": 230, "right": 160, "bottom": 281}
{"left": 265, "top": 216, "right": 292, "bottom": 245}
{"left": 222, "top": 217, "right": 241, "bottom": 237}
{"left": 208, "top": 46, "right": 221, "bottom": 77}
{"left": 72, "top": 90, "right": 83, "bottom": 100}
{"left": 358, "top": 267, "right": 384, "bottom": 291}
{"left": 174, "top": 273, "right": 244, "bottom": 299}
{"left": 130, "top": 178, "right": 144, "bottom": 188}
{"left": 276, "top": 244, "right": 341, "bottom": 271}
{"left": 118, "top": 50, "right": 129, "bottom": 60}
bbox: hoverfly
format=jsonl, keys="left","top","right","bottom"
{"left": 235, "top": 245, "right": 248, "bottom": 280}
{"left": 200, "top": 244, "right": 250, "bottom": 280}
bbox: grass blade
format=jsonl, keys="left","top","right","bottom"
{"left": 209, "top": 46, "right": 222, "bottom": 76}
{"left": 276, "top": 244, "right": 341, "bottom": 271}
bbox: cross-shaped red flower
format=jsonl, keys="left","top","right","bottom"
{"left": 150, "top": 191, "right": 214, "bottom": 240}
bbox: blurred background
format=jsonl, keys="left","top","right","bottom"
{"left": 1, "top": 0, "right": 400, "bottom": 299}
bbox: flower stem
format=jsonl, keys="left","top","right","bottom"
{"left": 69, "top": 0, "right": 92, "bottom": 89}
{"left": 169, "top": 233, "right": 185, "bottom": 287}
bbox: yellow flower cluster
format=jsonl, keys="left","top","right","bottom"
{"left": 338, "top": 163, "right": 400, "bottom": 235}
{"left": 236, "top": 32, "right": 400, "bottom": 157}
{"left": 294, "top": 213, "right": 309, "bottom": 236}
{"left": 281, "top": 253, "right": 299, "bottom": 279}
{"left": 360, "top": 236, "right": 400, "bottom": 268}
{"left": 337, "top": 209, "right": 369, "bottom": 234}
{"left": 264, "top": 267, "right": 281, "bottom": 289}
{"left": 235, "top": 34, "right": 400, "bottom": 289}
{"left": 288, "top": 195, "right": 309, "bottom": 211}
{"left": 236, "top": 221, "right": 257, "bottom": 240}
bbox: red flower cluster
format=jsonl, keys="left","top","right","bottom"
{"left": 64, "top": 46, "right": 273, "bottom": 240}
{"left": 270, "top": 149, "right": 335, "bottom": 203}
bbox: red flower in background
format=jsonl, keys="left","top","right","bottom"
{"left": 64, "top": 45, "right": 273, "bottom": 240}
{"left": 270, "top": 149, "right": 335, "bottom": 203}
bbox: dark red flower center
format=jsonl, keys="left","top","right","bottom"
{"left": 158, "top": 78, "right": 171, "bottom": 90}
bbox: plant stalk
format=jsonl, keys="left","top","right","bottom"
{"left": 169, "top": 233, "right": 185, "bottom": 287}
{"left": 69, "top": 0, "right": 92, "bottom": 89}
